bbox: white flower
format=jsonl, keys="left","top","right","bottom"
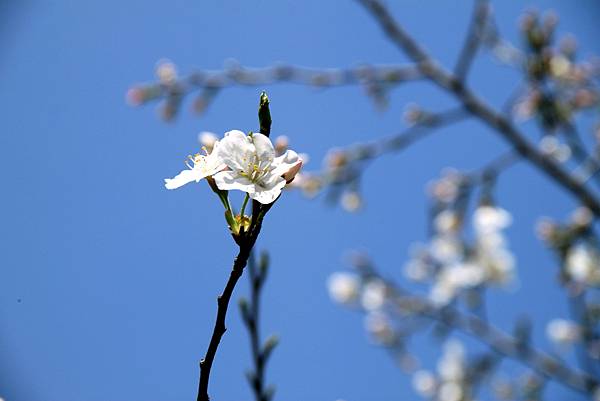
{"left": 327, "top": 273, "right": 360, "bottom": 304}
{"left": 473, "top": 206, "right": 512, "bottom": 234}
{"left": 361, "top": 280, "right": 387, "bottom": 311}
{"left": 155, "top": 59, "right": 177, "bottom": 84}
{"left": 539, "top": 135, "right": 571, "bottom": 162}
{"left": 438, "top": 382, "right": 462, "bottom": 401}
{"left": 566, "top": 244, "right": 600, "bottom": 284}
{"left": 437, "top": 340, "right": 465, "bottom": 382}
{"left": 430, "top": 235, "right": 462, "bottom": 264}
{"left": 341, "top": 191, "right": 362, "bottom": 212}
{"left": 412, "top": 370, "right": 437, "bottom": 397}
{"left": 213, "top": 130, "right": 302, "bottom": 204}
{"left": 364, "top": 311, "right": 395, "bottom": 344}
{"left": 404, "top": 258, "right": 432, "bottom": 282}
{"left": 434, "top": 210, "right": 460, "bottom": 234}
{"left": 164, "top": 140, "right": 227, "bottom": 190}
{"left": 546, "top": 319, "right": 580, "bottom": 346}
{"left": 429, "top": 279, "right": 457, "bottom": 307}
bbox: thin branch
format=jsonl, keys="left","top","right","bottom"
{"left": 355, "top": 0, "right": 600, "bottom": 216}
{"left": 352, "top": 107, "right": 470, "bottom": 162}
{"left": 197, "top": 243, "right": 253, "bottom": 401}
{"left": 359, "top": 266, "right": 599, "bottom": 395}
{"left": 130, "top": 63, "right": 423, "bottom": 112}
{"left": 454, "top": 0, "right": 490, "bottom": 81}
{"left": 467, "top": 151, "right": 521, "bottom": 184}
{"left": 240, "top": 252, "right": 277, "bottom": 401}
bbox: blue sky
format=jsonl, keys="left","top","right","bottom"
{"left": 1, "top": 1, "right": 600, "bottom": 400}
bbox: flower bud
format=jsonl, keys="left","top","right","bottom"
{"left": 274, "top": 135, "right": 289, "bottom": 155}
{"left": 155, "top": 59, "right": 177, "bottom": 85}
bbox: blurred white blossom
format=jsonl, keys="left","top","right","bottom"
{"left": 539, "top": 135, "right": 572, "bottom": 163}
{"left": 198, "top": 131, "right": 218, "bottom": 152}
{"left": 430, "top": 235, "right": 462, "bottom": 265}
{"left": 327, "top": 273, "right": 360, "bottom": 304}
{"left": 361, "top": 280, "right": 387, "bottom": 311}
{"left": 565, "top": 244, "right": 600, "bottom": 285}
{"left": 155, "top": 59, "right": 177, "bottom": 84}
{"left": 404, "top": 250, "right": 433, "bottom": 282}
{"left": 412, "top": 370, "right": 437, "bottom": 397}
{"left": 364, "top": 311, "right": 395, "bottom": 344}
{"left": 434, "top": 210, "right": 461, "bottom": 234}
{"left": 546, "top": 319, "right": 580, "bottom": 346}
{"left": 341, "top": 191, "right": 363, "bottom": 212}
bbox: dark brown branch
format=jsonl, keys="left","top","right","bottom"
{"left": 197, "top": 243, "right": 253, "bottom": 401}
{"left": 454, "top": 0, "right": 490, "bottom": 81}
{"left": 356, "top": 0, "right": 600, "bottom": 216}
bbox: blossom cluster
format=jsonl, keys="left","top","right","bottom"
{"left": 411, "top": 340, "right": 473, "bottom": 401}
{"left": 405, "top": 204, "right": 516, "bottom": 307}
{"left": 165, "top": 130, "right": 302, "bottom": 205}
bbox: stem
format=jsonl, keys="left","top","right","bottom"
{"left": 240, "top": 193, "right": 250, "bottom": 219}
{"left": 197, "top": 243, "right": 253, "bottom": 401}
{"left": 245, "top": 254, "right": 269, "bottom": 401}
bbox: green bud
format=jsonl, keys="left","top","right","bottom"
{"left": 258, "top": 91, "right": 272, "bottom": 137}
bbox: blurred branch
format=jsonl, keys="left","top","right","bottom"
{"left": 128, "top": 63, "right": 423, "bottom": 117}
{"left": 358, "top": 265, "right": 599, "bottom": 395}
{"left": 344, "top": 107, "right": 469, "bottom": 162}
{"left": 454, "top": 0, "right": 491, "bottom": 81}
{"left": 355, "top": 0, "right": 600, "bottom": 216}
{"left": 239, "top": 252, "right": 277, "bottom": 401}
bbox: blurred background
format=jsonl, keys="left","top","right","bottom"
{"left": 2, "top": 0, "right": 600, "bottom": 400}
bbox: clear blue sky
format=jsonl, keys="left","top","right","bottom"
{"left": 1, "top": 1, "right": 600, "bottom": 400}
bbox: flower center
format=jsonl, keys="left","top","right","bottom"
{"left": 241, "top": 153, "right": 272, "bottom": 183}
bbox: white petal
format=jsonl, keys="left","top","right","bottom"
{"left": 250, "top": 177, "right": 286, "bottom": 204}
{"left": 271, "top": 150, "right": 302, "bottom": 178}
{"left": 251, "top": 133, "right": 275, "bottom": 164}
{"left": 164, "top": 169, "right": 203, "bottom": 190}
{"left": 213, "top": 170, "right": 255, "bottom": 193}
{"left": 218, "top": 130, "right": 252, "bottom": 171}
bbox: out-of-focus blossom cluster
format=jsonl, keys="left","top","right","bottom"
{"left": 283, "top": 145, "right": 374, "bottom": 212}
{"left": 327, "top": 271, "right": 397, "bottom": 344}
{"left": 510, "top": 11, "right": 600, "bottom": 163}
{"left": 536, "top": 207, "right": 599, "bottom": 287}
{"left": 327, "top": 253, "right": 423, "bottom": 371}
{"left": 411, "top": 340, "right": 476, "bottom": 401}
{"left": 404, "top": 203, "right": 516, "bottom": 307}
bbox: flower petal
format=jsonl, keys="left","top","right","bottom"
{"left": 217, "top": 130, "right": 252, "bottom": 172}
{"left": 250, "top": 177, "right": 286, "bottom": 204}
{"left": 251, "top": 133, "right": 275, "bottom": 164}
{"left": 271, "top": 150, "right": 303, "bottom": 181}
{"left": 213, "top": 170, "right": 255, "bottom": 193}
{"left": 164, "top": 169, "right": 204, "bottom": 190}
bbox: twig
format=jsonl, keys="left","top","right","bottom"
{"left": 197, "top": 243, "right": 253, "bottom": 401}
{"left": 197, "top": 92, "right": 275, "bottom": 401}
{"left": 355, "top": 0, "right": 600, "bottom": 216}
{"left": 350, "top": 107, "right": 470, "bottom": 162}
{"left": 454, "top": 0, "right": 490, "bottom": 81}
{"left": 358, "top": 265, "right": 599, "bottom": 395}
{"left": 240, "top": 252, "right": 277, "bottom": 401}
